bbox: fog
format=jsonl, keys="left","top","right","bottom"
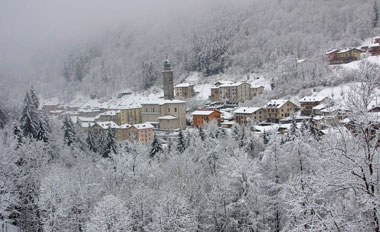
{"left": 0, "top": 0, "right": 247, "bottom": 84}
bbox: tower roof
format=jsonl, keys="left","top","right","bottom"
{"left": 163, "top": 57, "right": 172, "bottom": 71}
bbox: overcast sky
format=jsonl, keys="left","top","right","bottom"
{"left": 0, "top": 0, "right": 250, "bottom": 84}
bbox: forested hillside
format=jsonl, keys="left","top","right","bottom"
{"left": 34, "top": 0, "right": 380, "bottom": 99}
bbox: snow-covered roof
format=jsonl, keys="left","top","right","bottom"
{"left": 266, "top": 99, "right": 295, "bottom": 108}
{"left": 158, "top": 115, "right": 178, "bottom": 120}
{"left": 326, "top": 49, "right": 338, "bottom": 55}
{"left": 221, "top": 121, "right": 235, "bottom": 125}
{"left": 119, "top": 123, "right": 131, "bottom": 129}
{"left": 299, "top": 96, "right": 327, "bottom": 103}
{"left": 191, "top": 110, "right": 216, "bottom": 116}
{"left": 234, "top": 107, "right": 262, "bottom": 114}
{"left": 133, "top": 122, "right": 154, "bottom": 130}
{"left": 95, "top": 121, "right": 119, "bottom": 129}
{"left": 175, "top": 83, "right": 193, "bottom": 88}
{"left": 370, "top": 43, "right": 380, "bottom": 48}
{"left": 41, "top": 97, "right": 60, "bottom": 106}
{"left": 312, "top": 103, "right": 327, "bottom": 110}
{"left": 98, "top": 110, "right": 120, "bottom": 116}
{"left": 251, "top": 85, "right": 264, "bottom": 89}
{"left": 78, "top": 116, "right": 97, "bottom": 122}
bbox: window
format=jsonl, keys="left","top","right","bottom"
{"left": 168, "top": 108, "right": 170, "bottom": 112}
{"left": 175, "top": 108, "right": 177, "bottom": 112}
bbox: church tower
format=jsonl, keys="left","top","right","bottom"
{"left": 162, "top": 56, "right": 174, "bottom": 100}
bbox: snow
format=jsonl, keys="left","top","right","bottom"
{"left": 340, "top": 56, "right": 380, "bottom": 70}
{"left": 96, "top": 121, "right": 119, "bottom": 129}
{"left": 191, "top": 110, "right": 215, "bottom": 116}
{"left": 158, "top": 115, "right": 178, "bottom": 120}
{"left": 299, "top": 95, "right": 327, "bottom": 103}
{"left": 266, "top": 99, "right": 293, "bottom": 108}
{"left": 133, "top": 122, "right": 154, "bottom": 129}
{"left": 234, "top": 107, "right": 261, "bottom": 114}
{"left": 140, "top": 99, "right": 186, "bottom": 105}
{"left": 175, "top": 83, "right": 193, "bottom": 88}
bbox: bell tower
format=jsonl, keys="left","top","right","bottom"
{"left": 162, "top": 55, "right": 174, "bottom": 100}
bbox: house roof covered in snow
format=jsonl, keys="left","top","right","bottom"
{"left": 133, "top": 122, "right": 154, "bottom": 130}
{"left": 175, "top": 83, "right": 193, "bottom": 88}
{"left": 266, "top": 99, "right": 295, "bottom": 108}
{"left": 191, "top": 110, "right": 217, "bottom": 116}
{"left": 299, "top": 96, "right": 327, "bottom": 103}
{"left": 234, "top": 107, "right": 262, "bottom": 114}
{"left": 95, "top": 121, "right": 119, "bottom": 129}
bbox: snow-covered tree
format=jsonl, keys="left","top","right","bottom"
{"left": 176, "top": 128, "right": 186, "bottom": 154}
{"left": 20, "top": 92, "right": 39, "bottom": 138}
{"left": 149, "top": 134, "right": 163, "bottom": 159}
{"left": 86, "top": 195, "right": 131, "bottom": 232}
{"left": 86, "top": 127, "right": 98, "bottom": 153}
{"left": 62, "top": 116, "right": 77, "bottom": 147}
{"left": 101, "top": 127, "right": 118, "bottom": 158}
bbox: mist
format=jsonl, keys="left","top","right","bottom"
{"left": 0, "top": 0, "right": 248, "bottom": 86}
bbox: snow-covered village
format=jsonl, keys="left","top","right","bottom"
{"left": 1, "top": 0, "right": 380, "bottom": 231}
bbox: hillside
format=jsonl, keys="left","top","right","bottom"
{"left": 12, "top": 0, "right": 377, "bottom": 102}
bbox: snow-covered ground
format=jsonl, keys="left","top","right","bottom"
{"left": 340, "top": 56, "right": 380, "bottom": 70}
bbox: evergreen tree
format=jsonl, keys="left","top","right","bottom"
{"left": 263, "top": 130, "right": 270, "bottom": 145}
{"left": 0, "top": 106, "right": 7, "bottom": 129}
{"left": 239, "top": 126, "right": 246, "bottom": 148}
{"left": 35, "top": 121, "right": 49, "bottom": 143}
{"left": 29, "top": 86, "right": 40, "bottom": 109}
{"left": 20, "top": 92, "right": 39, "bottom": 138}
{"left": 176, "top": 129, "right": 186, "bottom": 154}
{"left": 199, "top": 126, "right": 206, "bottom": 141}
{"left": 149, "top": 134, "right": 163, "bottom": 159}
{"left": 232, "top": 125, "right": 240, "bottom": 141}
{"left": 86, "top": 127, "right": 98, "bottom": 153}
{"left": 374, "top": 0, "right": 379, "bottom": 27}
{"left": 13, "top": 123, "right": 23, "bottom": 149}
{"left": 101, "top": 127, "right": 118, "bottom": 158}
{"left": 62, "top": 116, "right": 76, "bottom": 147}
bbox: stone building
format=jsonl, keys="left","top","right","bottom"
{"left": 265, "top": 99, "right": 297, "bottom": 122}
{"left": 141, "top": 99, "right": 186, "bottom": 129}
{"left": 163, "top": 57, "right": 174, "bottom": 100}
{"left": 175, "top": 83, "right": 194, "bottom": 100}
{"left": 234, "top": 107, "right": 266, "bottom": 125}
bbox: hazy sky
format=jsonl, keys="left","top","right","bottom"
{"left": 0, "top": 0, "right": 249, "bottom": 84}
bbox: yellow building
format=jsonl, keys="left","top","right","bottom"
{"left": 234, "top": 107, "right": 266, "bottom": 125}
{"left": 175, "top": 83, "right": 195, "bottom": 100}
{"left": 120, "top": 107, "right": 142, "bottom": 125}
{"left": 265, "top": 99, "right": 297, "bottom": 122}
{"left": 336, "top": 48, "right": 362, "bottom": 63}
{"left": 209, "top": 81, "right": 264, "bottom": 103}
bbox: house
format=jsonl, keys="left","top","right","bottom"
{"left": 128, "top": 122, "right": 154, "bottom": 145}
{"left": 158, "top": 115, "right": 180, "bottom": 130}
{"left": 209, "top": 81, "right": 264, "bottom": 103}
{"left": 118, "top": 104, "right": 142, "bottom": 125}
{"left": 114, "top": 124, "right": 132, "bottom": 141}
{"left": 97, "top": 110, "right": 121, "bottom": 125}
{"left": 327, "top": 48, "right": 362, "bottom": 64}
{"left": 265, "top": 99, "right": 297, "bottom": 123}
{"left": 41, "top": 99, "right": 61, "bottom": 113}
{"left": 326, "top": 49, "right": 338, "bottom": 64}
{"left": 374, "top": 36, "right": 380, "bottom": 44}
{"left": 299, "top": 96, "right": 328, "bottom": 116}
{"left": 175, "top": 83, "right": 195, "bottom": 100}
{"left": 234, "top": 107, "right": 266, "bottom": 125}
{"left": 369, "top": 44, "right": 380, "bottom": 56}
{"left": 141, "top": 99, "right": 186, "bottom": 129}
{"left": 191, "top": 110, "right": 222, "bottom": 127}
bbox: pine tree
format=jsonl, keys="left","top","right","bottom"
{"left": 35, "top": 121, "right": 49, "bottom": 143}
{"left": 199, "top": 126, "right": 206, "bottom": 141}
{"left": 62, "top": 116, "right": 76, "bottom": 147}
{"left": 149, "top": 134, "right": 162, "bottom": 159}
{"left": 263, "top": 130, "right": 270, "bottom": 145}
{"left": 176, "top": 128, "right": 186, "bottom": 154}
{"left": 29, "top": 86, "right": 40, "bottom": 109}
{"left": 101, "top": 127, "right": 118, "bottom": 158}
{"left": 374, "top": 0, "right": 379, "bottom": 27}
{"left": 13, "top": 123, "right": 23, "bottom": 149}
{"left": 239, "top": 126, "right": 246, "bottom": 148}
{"left": 0, "top": 106, "right": 7, "bottom": 129}
{"left": 86, "top": 127, "right": 98, "bottom": 153}
{"left": 20, "top": 92, "right": 39, "bottom": 138}
{"left": 232, "top": 125, "right": 240, "bottom": 141}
